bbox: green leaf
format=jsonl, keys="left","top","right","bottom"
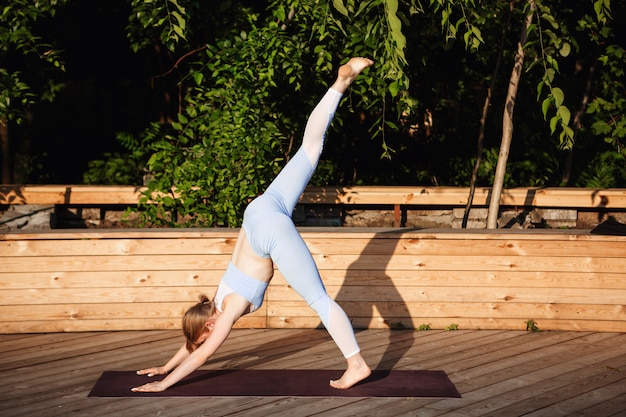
{"left": 541, "top": 13, "right": 558, "bottom": 29}
{"left": 471, "top": 25, "right": 484, "bottom": 43}
{"left": 541, "top": 97, "right": 551, "bottom": 119}
{"left": 556, "top": 105, "right": 571, "bottom": 126}
{"left": 549, "top": 115, "right": 558, "bottom": 133}
{"left": 332, "top": 0, "right": 349, "bottom": 17}
{"left": 536, "top": 80, "right": 545, "bottom": 100}
{"left": 389, "top": 80, "right": 399, "bottom": 97}
{"left": 552, "top": 87, "right": 564, "bottom": 107}
{"left": 562, "top": 124, "right": 574, "bottom": 140}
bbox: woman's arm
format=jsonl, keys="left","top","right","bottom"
{"left": 131, "top": 294, "right": 250, "bottom": 392}
{"left": 135, "top": 343, "right": 190, "bottom": 377}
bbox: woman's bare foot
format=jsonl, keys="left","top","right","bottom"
{"left": 329, "top": 353, "right": 372, "bottom": 389}
{"left": 331, "top": 57, "right": 374, "bottom": 93}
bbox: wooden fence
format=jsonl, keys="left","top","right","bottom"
{"left": 1, "top": 227, "right": 625, "bottom": 334}
{"left": 3, "top": 184, "right": 626, "bottom": 207}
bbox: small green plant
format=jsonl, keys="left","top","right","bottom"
{"left": 418, "top": 323, "right": 431, "bottom": 331}
{"left": 526, "top": 319, "right": 541, "bottom": 332}
{"left": 445, "top": 323, "right": 459, "bottom": 331}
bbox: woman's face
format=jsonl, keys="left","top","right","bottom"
{"left": 191, "top": 325, "right": 211, "bottom": 350}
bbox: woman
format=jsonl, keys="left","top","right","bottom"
{"left": 132, "top": 57, "right": 374, "bottom": 393}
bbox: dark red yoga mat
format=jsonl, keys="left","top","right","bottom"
{"left": 88, "top": 369, "right": 460, "bottom": 398}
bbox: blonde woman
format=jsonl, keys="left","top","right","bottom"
{"left": 132, "top": 57, "right": 374, "bottom": 392}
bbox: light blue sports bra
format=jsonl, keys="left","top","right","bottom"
{"left": 214, "top": 262, "right": 269, "bottom": 313}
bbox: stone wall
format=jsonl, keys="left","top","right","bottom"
{"left": 295, "top": 205, "right": 626, "bottom": 230}
{"left": 2, "top": 203, "right": 626, "bottom": 231}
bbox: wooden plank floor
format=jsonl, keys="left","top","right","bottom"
{"left": 1, "top": 329, "right": 625, "bottom": 416}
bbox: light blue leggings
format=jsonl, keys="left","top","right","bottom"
{"left": 242, "top": 88, "right": 360, "bottom": 358}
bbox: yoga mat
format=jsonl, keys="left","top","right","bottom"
{"left": 88, "top": 369, "right": 461, "bottom": 398}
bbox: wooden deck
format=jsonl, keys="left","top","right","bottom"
{"left": 1, "top": 329, "right": 625, "bottom": 416}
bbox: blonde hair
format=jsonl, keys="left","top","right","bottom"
{"left": 182, "top": 294, "right": 215, "bottom": 352}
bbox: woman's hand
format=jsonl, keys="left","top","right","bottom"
{"left": 136, "top": 366, "right": 168, "bottom": 378}
{"left": 131, "top": 380, "right": 168, "bottom": 393}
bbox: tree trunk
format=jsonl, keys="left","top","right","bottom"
{"left": 463, "top": 2, "right": 513, "bottom": 228}
{"left": 486, "top": 0, "right": 535, "bottom": 229}
{"left": 0, "top": 118, "right": 10, "bottom": 184}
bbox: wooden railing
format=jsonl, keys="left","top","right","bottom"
{"left": 1, "top": 227, "right": 625, "bottom": 334}
{"left": 2, "top": 184, "right": 626, "bottom": 207}
{"left": 0, "top": 185, "right": 145, "bottom": 205}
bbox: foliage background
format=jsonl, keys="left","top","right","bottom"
{"left": 1, "top": 0, "right": 624, "bottom": 227}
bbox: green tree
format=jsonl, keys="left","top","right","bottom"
{"left": 122, "top": 0, "right": 416, "bottom": 227}
{"left": 119, "top": 0, "right": 624, "bottom": 227}
{"left": 582, "top": 1, "right": 626, "bottom": 172}
{"left": 5, "top": 0, "right": 623, "bottom": 228}
{"left": 0, "top": 0, "right": 67, "bottom": 183}
{"left": 430, "top": 0, "right": 623, "bottom": 227}
{"left": 487, "top": 0, "right": 536, "bottom": 229}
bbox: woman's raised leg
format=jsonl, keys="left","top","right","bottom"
{"left": 272, "top": 58, "right": 374, "bottom": 389}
